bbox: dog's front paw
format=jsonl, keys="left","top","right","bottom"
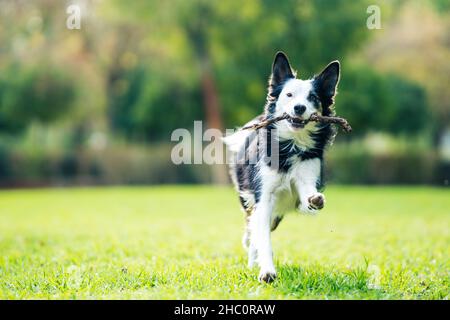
{"left": 299, "top": 193, "right": 325, "bottom": 214}
{"left": 258, "top": 270, "right": 277, "bottom": 283}
{"left": 308, "top": 193, "right": 325, "bottom": 210}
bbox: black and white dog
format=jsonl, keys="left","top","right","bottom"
{"left": 223, "top": 52, "right": 340, "bottom": 283}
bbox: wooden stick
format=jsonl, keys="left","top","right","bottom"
{"left": 241, "top": 114, "right": 290, "bottom": 131}
{"left": 241, "top": 113, "right": 352, "bottom": 133}
{"left": 309, "top": 113, "right": 352, "bottom": 133}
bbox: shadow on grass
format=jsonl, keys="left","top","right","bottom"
{"left": 272, "top": 264, "right": 380, "bottom": 299}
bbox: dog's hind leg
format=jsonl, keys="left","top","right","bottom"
{"left": 242, "top": 214, "right": 250, "bottom": 249}
{"left": 240, "top": 199, "right": 253, "bottom": 249}
{"left": 242, "top": 226, "right": 250, "bottom": 250}
{"left": 270, "top": 215, "right": 283, "bottom": 231}
{"left": 242, "top": 209, "right": 258, "bottom": 268}
{"left": 247, "top": 240, "right": 257, "bottom": 268}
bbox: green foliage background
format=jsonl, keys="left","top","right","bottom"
{"left": 0, "top": 0, "right": 448, "bottom": 185}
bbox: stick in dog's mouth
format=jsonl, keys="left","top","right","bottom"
{"left": 241, "top": 113, "right": 352, "bottom": 133}
{"left": 287, "top": 116, "right": 308, "bottom": 128}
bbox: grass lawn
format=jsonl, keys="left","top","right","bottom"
{"left": 0, "top": 185, "right": 448, "bottom": 299}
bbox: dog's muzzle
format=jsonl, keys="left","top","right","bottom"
{"left": 287, "top": 116, "right": 308, "bottom": 128}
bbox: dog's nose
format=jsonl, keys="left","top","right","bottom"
{"left": 294, "top": 105, "right": 306, "bottom": 116}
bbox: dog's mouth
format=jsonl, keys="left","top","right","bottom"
{"left": 287, "top": 117, "right": 307, "bottom": 129}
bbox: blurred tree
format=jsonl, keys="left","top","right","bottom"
{"left": 103, "top": 0, "right": 376, "bottom": 183}
{"left": 0, "top": 0, "right": 104, "bottom": 139}
{"left": 0, "top": 0, "right": 435, "bottom": 142}
{"left": 362, "top": 0, "right": 450, "bottom": 143}
{"left": 0, "top": 65, "right": 76, "bottom": 134}
{"left": 337, "top": 65, "right": 429, "bottom": 135}
{"left": 0, "top": 0, "right": 442, "bottom": 186}
{"left": 105, "top": 0, "right": 374, "bottom": 130}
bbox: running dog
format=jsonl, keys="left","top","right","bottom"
{"left": 223, "top": 51, "right": 340, "bottom": 283}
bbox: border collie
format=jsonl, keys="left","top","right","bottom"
{"left": 223, "top": 52, "right": 340, "bottom": 283}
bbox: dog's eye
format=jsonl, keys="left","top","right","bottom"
{"left": 286, "top": 93, "right": 293, "bottom": 97}
{"left": 309, "top": 94, "right": 319, "bottom": 104}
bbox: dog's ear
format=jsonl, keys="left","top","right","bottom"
{"left": 269, "top": 52, "right": 295, "bottom": 95}
{"left": 314, "top": 61, "right": 340, "bottom": 102}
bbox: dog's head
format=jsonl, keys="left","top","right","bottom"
{"left": 266, "top": 52, "right": 340, "bottom": 133}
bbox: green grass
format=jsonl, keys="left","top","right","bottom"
{"left": 0, "top": 186, "right": 448, "bottom": 299}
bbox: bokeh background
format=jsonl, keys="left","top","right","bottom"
{"left": 0, "top": 0, "right": 449, "bottom": 188}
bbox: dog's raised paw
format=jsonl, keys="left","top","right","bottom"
{"left": 308, "top": 193, "right": 325, "bottom": 210}
{"left": 258, "top": 271, "right": 277, "bottom": 283}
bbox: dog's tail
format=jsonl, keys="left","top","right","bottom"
{"left": 221, "top": 116, "right": 262, "bottom": 153}
{"left": 221, "top": 129, "right": 251, "bottom": 153}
